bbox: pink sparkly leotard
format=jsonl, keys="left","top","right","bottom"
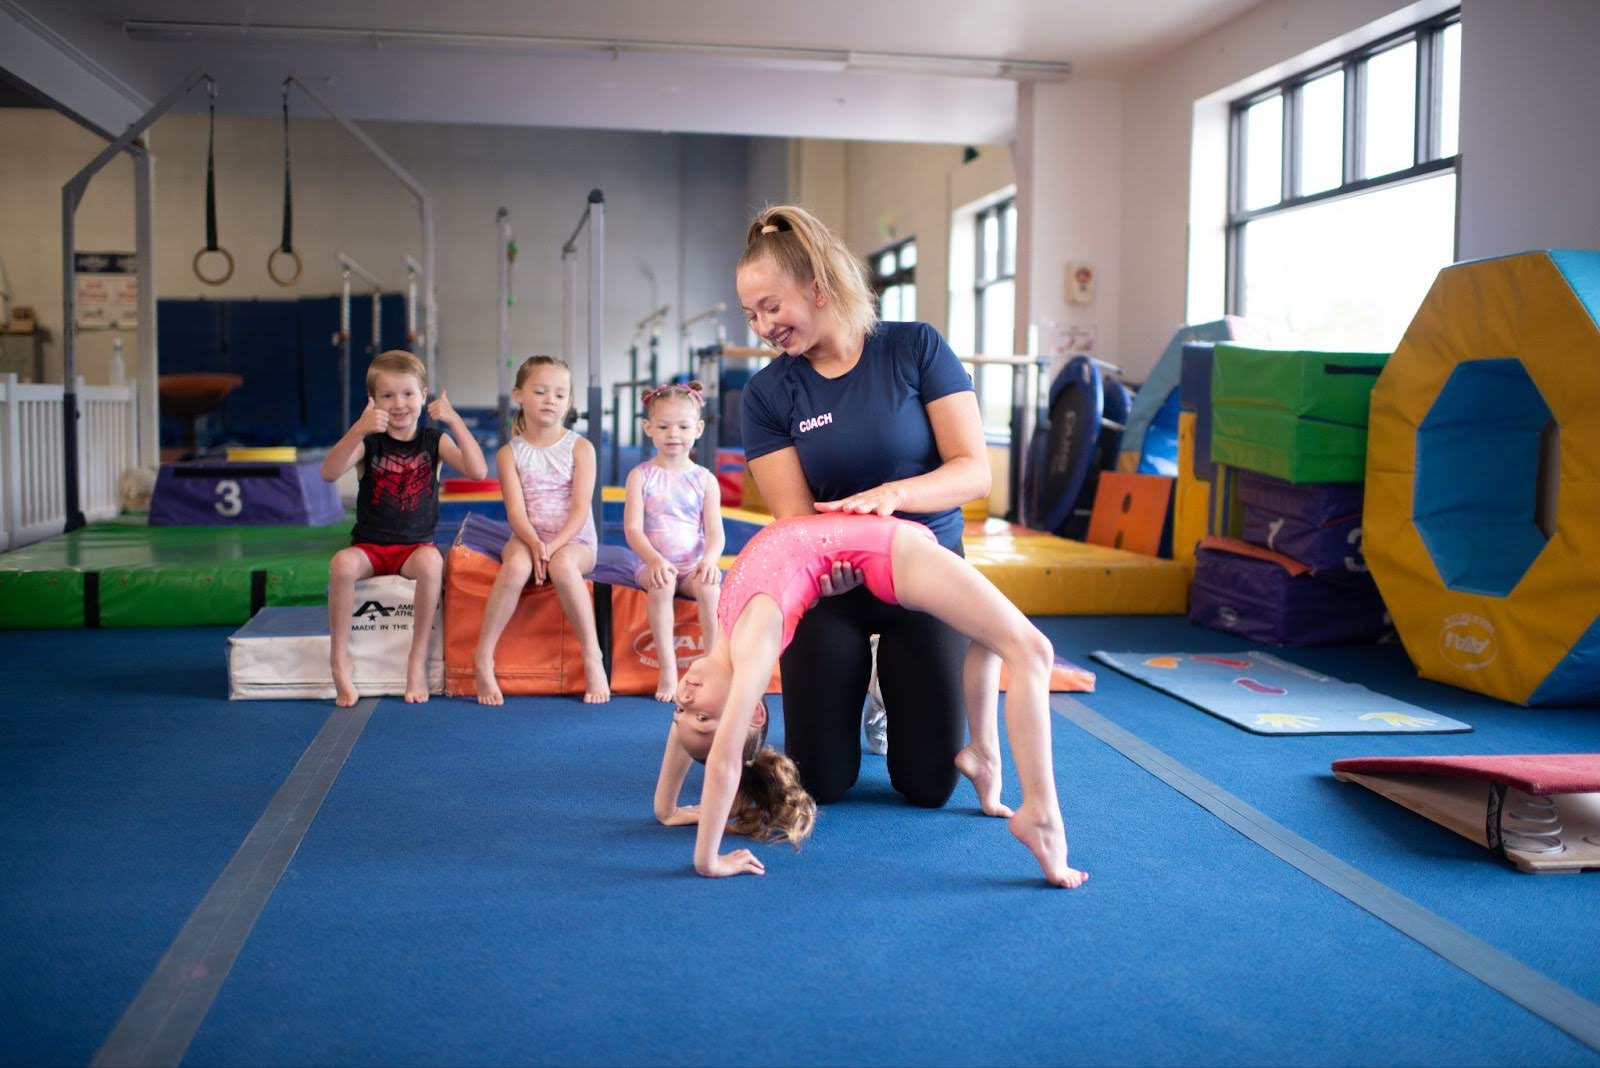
{"left": 630, "top": 461, "right": 708, "bottom": 583}
{"left": 716, "top": 513, "right": 935, "bottom": 652}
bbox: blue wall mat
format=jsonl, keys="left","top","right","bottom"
{"left": 298, "top": 293, "right": 408, "bottom": 446}
{"left": 297, "top": 296, "right": 340, "bottom": 444}
{"left": 1091, "top": 649, "right": 1473, "bottom": 735}
{"left": 223, "top": 300, "right": 302, "bottom": 445}
{"left": 156, "top": 299, "right": 227, "bottom": 447}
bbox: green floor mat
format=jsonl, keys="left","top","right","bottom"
{"left": 0, "top": 519, "right": 348, "bottom": 628}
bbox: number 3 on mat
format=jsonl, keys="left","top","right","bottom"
{"left": 214, "top": 479, "right": 243, "bottom": 517}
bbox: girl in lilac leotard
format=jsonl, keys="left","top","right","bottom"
{"left": 622, "top": 383, "right": 725, "bottom": 702}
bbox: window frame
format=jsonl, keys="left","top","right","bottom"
{"left": 973, "top": 197, "right": 1016, "bottom": 354}
{"left": 870, "top": 236, "right": 917, "bottom": 322}
{"left": 1226, "top": 9, "right": 1460, "bottom": 315}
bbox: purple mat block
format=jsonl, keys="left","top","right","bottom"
{"left": 1189, "top": 538, "right": 1391, "bottom": 646}
{"left": 1237, "top": 470, "right": 1367, "bottom": 573}
{"left": 149, "top": 460, "right": 343, "bottom": 526}
{"left": 1236, "top": 470, "right": 1363, "bottom": 525}
{"left": 448, "top": 512, "right": 642, "bottom": 587}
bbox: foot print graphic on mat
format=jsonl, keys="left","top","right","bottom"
{"left": 1233, "top": 677, "right": 1287, "bottom": 695}
{"left": 1143, "top": 656, "right": 1182, "bottom": 669}
{"left": 1192, "top": 655, "right": 1252, "bottom": 668}
{"left": 1255, "top": 713, "right": 1320, "bottom": 730}
{"left": 1358, "top": 712, "right": 1438, "bottom": 727}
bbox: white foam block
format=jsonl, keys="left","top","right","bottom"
{"left": 228, "top": 575, "right": 443, "bottom": 699}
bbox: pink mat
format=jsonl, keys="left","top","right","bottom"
{"left": 1331, "top": 754, "right": 1600, "bottom": 796}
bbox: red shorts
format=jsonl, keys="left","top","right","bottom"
{"left": 354, "top": 541, "right": 430, "bottom": 576}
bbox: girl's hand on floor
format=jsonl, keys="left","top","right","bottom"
{"left": 697, "top": 849, "right": 766, "bottom": 878}
{"left": 660, "top": 805, "right": 700, "bottom": 826}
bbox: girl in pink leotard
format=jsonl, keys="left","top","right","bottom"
{"left": 653, "top": 512, "right": 1088, "bottom": 889}
{"left": 622, "top": 383, "right": 725, "bottom": 702}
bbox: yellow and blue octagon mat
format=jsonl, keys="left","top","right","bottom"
{"left": 1091, "top": 650, "right": 1472, "bottom": 736}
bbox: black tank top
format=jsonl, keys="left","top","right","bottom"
{"left": 350, "top": 427, "right": 443, "bottom": 545}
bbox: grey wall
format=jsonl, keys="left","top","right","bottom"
{"left": 1456, "top": 0, "right": 1600, "bottom": 259}
{"left": 0, "top": 106, "right": 762, "bottom": 406}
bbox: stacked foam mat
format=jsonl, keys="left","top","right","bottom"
{"left": 1189, "top": 344, "right": 1392, "bottom": 645}
{"left": 228, "top": 574, "right": 443, "bottom": 699}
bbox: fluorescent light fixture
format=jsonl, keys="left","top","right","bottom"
{"left": 121, "top": 20, "right": 1071, "bottom": 81}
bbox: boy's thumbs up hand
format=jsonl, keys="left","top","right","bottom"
{"left": 427, "top": 389, "right": 458, "bottom": 424}
{"left": 357, "top": 396, "right": 389, "bottom": 435}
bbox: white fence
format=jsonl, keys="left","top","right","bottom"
{"left": 0, "top": 374, "right": 139, "bottom": 552}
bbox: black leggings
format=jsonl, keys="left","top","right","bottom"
{"left": 777, "top": 585, "right": 968, "bottom": 807}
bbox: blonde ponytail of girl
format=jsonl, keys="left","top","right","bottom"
{"left": 725, "top": 704, "right": 817, "bottom": 848}
{"left": 739, "top": 205, "right": 878, "bottom": 342}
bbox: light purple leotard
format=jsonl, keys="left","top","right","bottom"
{"left": 630, "top": 461, "right": 709, "bottom": 584}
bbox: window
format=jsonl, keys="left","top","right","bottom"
{"left": 872, "top": 238, "right": 917, "bottom": 323}
{"left": 973, "top": 198, "right": 1016, "bottom": 434}
{"left": 1228, "top": 11, "right": 1460, "bottom": 351}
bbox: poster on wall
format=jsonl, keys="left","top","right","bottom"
{"left": 73, "top": 251, "right": 139, "bottom": 330}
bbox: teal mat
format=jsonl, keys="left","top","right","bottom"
{"left": 1091, "top": 650, "right": 1473, "bottom": 735}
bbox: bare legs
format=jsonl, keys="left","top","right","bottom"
{"left": 476, "top": 539, "right": 609, "bottom": 704}
{"left": 398, "top": 546, "right": 443, "bottom": 703}
{"left": 328, "top": 547, "right": 376, "bottom": 708}
{"left": 953, "top": 643, "right": 1010, "bottom": 817}
{"left": 473, "top": 538, "right": 533, "bottom": 706}
{"left": 890, "top": 528, "right": 1088, "bottom": 889}
{"left": 645, "top": 572, "right": 720, "bottom": 703}
{"left": 546, "top": 544, "right": 607, "bottom": 703}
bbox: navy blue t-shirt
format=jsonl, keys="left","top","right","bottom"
{"left": 741, "top": 321, "right": 973, "bottom": 552}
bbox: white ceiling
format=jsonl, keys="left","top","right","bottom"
{"left": 17, "top": 0, "right": 1264, "bottom": 143}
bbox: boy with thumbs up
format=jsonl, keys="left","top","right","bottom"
{"left": 320, "top": 350, "right": 488, "bottom": 706}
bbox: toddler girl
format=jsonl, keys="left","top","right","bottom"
{"left": 622, "top": 382, "right": 725, "bottom": 701}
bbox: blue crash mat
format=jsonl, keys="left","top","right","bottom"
{"left": 1090, "top": 650, "right": 1473, "bottom": 735}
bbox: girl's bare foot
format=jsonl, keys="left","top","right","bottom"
{"left": 475, "top": 659, "right": 504, "bottom": 706}
{"left": 654, "top": 666, "right": 678, "bottom": 703}
{"left": 332, "top": 659, "right": 359, "bottom": 708}
{"left": 404, "top": 659, "right": 430, "bottom": 704}
{"left": 583, "top": 653, "right": 611, "bottom": 704}
{"left": 955, "top": 744, "right": 1013, "bottom": 817}
{"left": 1009, "top": 801, "right": 1088, "bottom": 889}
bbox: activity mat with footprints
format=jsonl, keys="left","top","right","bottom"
{"left": 1090, "top": 650, "right": 1471, "bottom": 735}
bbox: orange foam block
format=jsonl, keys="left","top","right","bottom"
{"left": 444, "top": 543, "right": 589, "bottom": 697}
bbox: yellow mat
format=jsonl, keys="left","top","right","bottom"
{"left": 962, "top": 521, "right": 1190, "bottom": 616}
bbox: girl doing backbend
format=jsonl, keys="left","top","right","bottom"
{"left": 656, "top": 512, "right": 1088, "bottom": 889}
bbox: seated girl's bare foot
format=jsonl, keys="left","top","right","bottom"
{"left": 475, "top": 660, "right": 504, "bottom": 706}
{"left": 332, "top": 660, "right": 359, "bottom": 708}
{"left": 1008, "top": 801, "right": 1088, "bottom": 889}
{"left": 404, "top": 660, "right": 430, "bottom": 704}
{"left": 583, "top": 654, "right": 611, "bottom": 704}
{"left": 955, "top": 744, "right": 1013, "bottom": 817}
{"left": 654, "top": 666, "right": 678, "bottom": 703}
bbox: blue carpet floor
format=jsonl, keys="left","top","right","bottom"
{"left": 0, "top": 629, "right": 334, "bottom": 1067}
{"left": 1037, "top": 615, "right": 1600, "bottom": 1007}
{"left": 4, "top": 621, "right": 1599, "bottom": 1066}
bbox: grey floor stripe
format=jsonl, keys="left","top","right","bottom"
{"left": 1053, "top": 695, "right": 1600, "bottom": 1054}
{"left": 91, "top": 698, "right": 378, "bottom": 1068}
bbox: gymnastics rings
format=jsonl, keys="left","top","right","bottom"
{"left": 192, "top": 245, "right": 235, "bottom": 286}
{"left": 268, "top": 246, "right": 303, "bottom": 287}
